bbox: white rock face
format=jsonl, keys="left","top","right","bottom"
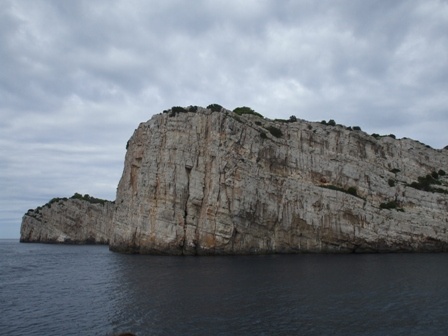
{"left": 20, "top": 198, "right": 114, "bottom": 244}
{"left": 109, "top": 107, "right": 448, "bottom": 254}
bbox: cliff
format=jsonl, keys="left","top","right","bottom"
{"left": 109, "top": 106, "right": 448, "bottom": 254}
{"left": 20, "top": 194, "right": 114, "bottom": 244}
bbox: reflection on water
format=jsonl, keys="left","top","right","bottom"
{"left": 1, "top": 240, "right": 448, "bottom": 336}
{"left": 108, "top": 253, "right": 448, "bottom": 335}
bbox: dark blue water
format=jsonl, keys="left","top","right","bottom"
{"left": 1, "top": 240, "right": 448, "bottom": 335}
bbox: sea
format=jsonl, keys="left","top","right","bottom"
{"left": 1, "top": 239, "right": 448, "bottom": 336}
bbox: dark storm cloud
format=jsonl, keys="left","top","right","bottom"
{"left": 1, "top": 0, "right": 447, "bottom": 238}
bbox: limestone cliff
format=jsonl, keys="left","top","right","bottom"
{"left": 109, "top": 106, "right": 448, "bottom": 254}
{"left": 20, "top": 195, "right": 114, "bottom": 244}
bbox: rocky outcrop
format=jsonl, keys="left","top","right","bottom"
{"left": 20, "top": 195, "right": 114, "bottom": 244}
{"left": 20, "top": 105, "right": 448, "bottom": 253}
{"left": 109, "top": 106, "right": 448, "bottom": 254}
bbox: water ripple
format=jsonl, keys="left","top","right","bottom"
{"left": 2, "top": 241, "right": 448, "bottom": 335}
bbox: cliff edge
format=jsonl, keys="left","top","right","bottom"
{"left": 20, "top": 194, "right": 114, "bottom": 244}
{"left": 109, "top": 106, "right": 448, "bottom": 254}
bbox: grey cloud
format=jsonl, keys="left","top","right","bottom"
{"left": 1, "top": 0, "right": 447, "bottom": 238}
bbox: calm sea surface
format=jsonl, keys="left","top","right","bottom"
{"left": 1, "top": 239, "right": 448, "bottom": 335}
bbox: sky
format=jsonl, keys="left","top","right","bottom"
{"left": 1, "top": 0, "right": 448, "bottom": 238}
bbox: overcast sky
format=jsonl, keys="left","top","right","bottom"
{"left": 1, "top": 0, "right": 448, "bottom": 238}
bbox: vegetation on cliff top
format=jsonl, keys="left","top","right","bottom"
{"left": 233, "top": 106, "right": 264, "bottom": 118}
{"left": 164, "top": 106, "right": 199, "bottom": 117}
{"left": 161, "top": 104, "right": 441, "bottom": 149}
{"left": 207, "top": 104, "right": 223, "bottom": 112}
{"left": 70, "top": 193, "right": 110, "bottom": 205}
{"left": 27, "top": 193, "right": 111, "bottom": 217}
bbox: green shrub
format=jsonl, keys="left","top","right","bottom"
{"left": 439, "top": 169, "right": 446, "bottom": 176}
{"left": 380, "top": 200, "right": 404, "bottom": 211}
{"left": 207, "top": 104, "right": 223, "bottom": 112}
{"left": 390, "top": 168, "right": 401, "bottom": 174}
{"left": 274, "top": 115, "right": 298, "bottom": 123}
{"left": 71, "top": 192, "right": 84, "bottom": 200}
{"left": 353, "top": 126, "right": 362, "bottom": 131}
{"left": 409, "top": 174, "right": 442, "bottom": 192}
{"left": 431, "top": 187, "right": 448, "bottom": 194}
{"left": 233, "top": 106, "right": 264, "bottom": 118}
{"left": 347, "top": 187, "right": 358, "bottom": 197}
{"left": 171, "top": 106, "right": 187, "bottom": 114}
{"left": 46, "top": 197, "right": 62, "bottom": 208}
{"left": 320, "top": 185, "right": 362, "bottom": 199}
{"left": 328, "top": 119, "right": 336, "bottom": 126}
{"left": 260, "top": 132, "right": 268, "bottom": 139}
{"left": 320, "top": 120, "right": 327, "bottom": 125}
{"left": 372, "top": 133, "right": 380, "bottom": 139}
{"left": 255, "top": 121, "right": 262, "bottom": 126}
{"left": 388, "top": 179, "right": 396, "bottom": 187}
{"left": 169, "top": 106, "right": 188, "bottom": 117}
{"left": 421, "top": 174, "right": 441, "bottom": 185}
{"left": 266, "top": 126, "right": 283, "bottom": 138}
{"left": 388, "top": 134, "right": 396, "bottom": 139}
{"left": 49, "top": 197, "right": 61, "bottom": 204}
{"left": 70, "top": 193, "right": 108, "bottom": 205}
{"left": 188, "top": 106, "right": 198, "bottom": 112}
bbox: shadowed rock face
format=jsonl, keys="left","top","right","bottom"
{"left": 20, "top": 198, "right": 114, "bottom": 244}
{"left": 109, "top": 107, "right": 448, "bottom": 254}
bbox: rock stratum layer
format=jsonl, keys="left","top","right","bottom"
{"left": 20, "top": 196, "right": 114, "bottom": 244}
{"left": 109, "top": 106, "right": 448, "bottom": 254}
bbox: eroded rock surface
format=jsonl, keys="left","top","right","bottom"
{"left": 109, "top": 107, "right": 448, "bottom": 254}
{"left": 21, "top": 197, "right": 114, "bottom": 244}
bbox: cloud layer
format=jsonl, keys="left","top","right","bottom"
{"left": 1, "top": 0, "right": 448, "bottom": 238}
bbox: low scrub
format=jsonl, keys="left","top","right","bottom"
{"left": 266, "top": 125, "right": 283, "bottom": 138}
{"left": 163, "top": 106, "right": 189, "bottom": 117}
{"left": 380, "top": 200, "right": 404, "bottom": 211}
{"left": 207, "top": 104, "right": 223, "bottom": 112}
{"left": 408, "top": 172, "right": 447, "bottom": 194}
{"left": 70, "top": 193, "right": 109, "bottom": 205}
{"left": 321, "top": 119, "right": 336, "bottom": 126}
{"left": 233, "top": 106, "right": 264, "bottom": 118}
{"left": 320, "top": 185, "right": 361, "bottom": 199}
{"left": 371, "top": 133, "right": 397, "bottom": 140}
{"left": 274, "top": 116, "right": 298, "bottom": 123}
